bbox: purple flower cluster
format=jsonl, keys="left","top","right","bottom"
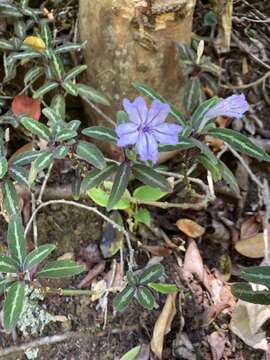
{"left": 116, "top": 96, "right": 182, "bottom": 164}
{"left": 116, "top": 94, "right": 249, "bottom": 164}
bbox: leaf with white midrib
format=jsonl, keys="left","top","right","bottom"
{"left": 82, "top": 126, "right": 117, "bottom": 143}
{"left": 3, "top": 281, "right": 25, "bottom": 332}
{"left": 132, "top": 164, "right": 171, "bottom": 193}
{"left": 0, "top": 255, "right": 18, "bottom": 273}
{"left": 2, "top": 180, "right": 20, "bottom": 216}
{"left": 107, "top": 162, "right": 131, "bottom": 211}
{"left": 8, "top": 214, "right": 26, "bottom": 265}
{"left": 36, "top": 259, "right": 84, "bottom": 278}
{"left": 76, "top": 140, "right": 106, "bottom": 170}
{"left": 24, "top": 244, "right": 56, "bottom": 270}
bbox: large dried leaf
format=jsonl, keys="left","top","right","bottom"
{"left": 230, "top": 299, "right": 270, "bottom": 351}
{"left": 150, "top": 293, "right": 177, "bottom": 359}
{"left": 235, "top": 233, "right": 269, "bottom": 258}
{"left": 176, "top": 219, "right": 205, "bottom": 238}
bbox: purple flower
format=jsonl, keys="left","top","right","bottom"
{"left": 116, "top": 96, "right": 183, "bottom": 164}
{"left": 203, "top": 94, "right": 249, "bottom": 121}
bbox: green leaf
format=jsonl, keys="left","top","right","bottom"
{"left": 139, "top": 263, "right": 165, "bottom": 284}
{"left": 2, "top": 180, "right": 20, "bottom": 216}
{"left": 8, "top": 214, "right": 26, "bottom": 265}
{"left": 117, "top": 110, "right": 129, "bottom": 124}
{"left": 88, "top": 181, "right": 131, "bottom": 210}
{"left": 62, "top": 81, "right": 78, "bottom": 96}
{"left": 24, "top": 66, "right": 43, "bottom": 86}
{"left": 240, "top": 266, "right": 270, "bottom": 289}
{"left": 191, "top": 97, "right": 220, "bottom": 130}
{"left": 55, "top": 129, "right": 77, "bottom": 142}
{"left": 184, "top": 77, "right": 203, "bottom": 115}
{"left": 49, "top": 51, "right": 64, "bottom": 80}
{"left": 107, "top": 162, "right": 131, "bottom": 211}
{"left": 189, "top": 138, "right": 218, "bottom": 165}
{"left": 40, "top": 21, "right": 52, "bottom": 48}
{"left": 3, "top": 281, "right": 25, "bottom": 332}
{"left": 81, "top": 164, "right": 117, "bottom": 192}
{"left": 82, "top": 126, "right": 117, "bottom": 144}
{"left": 197, "top": 154, "right": 221, "bottom": 181}
{"left": 0, "top": 156, "right": 8, "bottom": 178}
{"left": 28, "top": 150, "right": 53, "bottom": 185}
{"left": 218, "top": 159, "right": 240, "bottom": 195}
{"left": 204, "top": 11, "right": 218, "bottom": 27}
{"left": 134, "top": 209, "right": 151, "bottom": 226}
{"left": 0, "top": 255, "right": 18, "bottom": 273}
{"left": 76, "top": 140, "right": 106, "bottom": 169}
{"left": 14, "top": 21, "right": 26, "bottom": 39}
{"left": 0, "top": 277, "right": 10, "bottom": 295}
{"left": 54, "top": 42, "right": 85, "bottom": 54}
{"left": 64, "top": 64, "right": 87, "bottom": 82}
{"left": 53, "top": 145, "right": 69, "bottom": 159}
{"left": 158, "top": 138, "right": 194, "bottom": 152}
{"left": 72, "top": 175, "right": 81, "bottom": 201}
{"left": 113, "top": 285, "right": 135, "bottom": 312}
{"left": 24, "top": 244, "right": 56, "bottom": 270}
{"left": 0, "top": 39, "right": 15, "bottom": 50}
{"left": 120, "top": 346, "right": 141, "bottom": 360}
{"left": 36, "top": 260, "right": 84, "bottom": 278}
{"left": 10, "top": 166, "right": 29, "bottom": 188}
{"left": 10, "top": 150, "right": 39, "bottom": 167}
{"left": 176, "top": 42, "right": 196, "bottom": 63}
{"left": 33, "top": 82, "right": 58, "bottom": 99}
{"left": 51, "top": 94, "right": 65, "bottom": 120}
{"left": 126, "top": 271, "right": 138, "bottom": 286}
{"left": 76, "top": 84, "right": 110, "bottom": 106}
{"left": 20, "top": 116, "right": 51, "bottom": 141}
{"left": 67, "top": 120, "right": 81, "bottom": 131}
{"left": 42, "top": 107, "right": 59, "bottom": 125}
{"left": 132, "top": 164, "right": 171, "bottom": 193}
{"left": 148, "top": 282, "right": 178, "bottom": 294}
{"left": 133, "top": 185, "right": 166, "bottom": 201}
{"left": 137, "top": 286, "right": 155, "bottom": 310}
{"left": 231, "top": 283, "right": 270, "bottom": 305}
{"left": 132, "top": 82, "right": 186, "bottom": 125}
{"left": 206, "top": 128, "right": 270, "bottom": 162}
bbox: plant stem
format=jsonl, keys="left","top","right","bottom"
{"left": 37, "top": 162, "right": 54, "bottom": 204}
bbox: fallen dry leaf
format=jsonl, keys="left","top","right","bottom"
{"left": 150, "top": 293, "right": 177, "bottom": 359}
{"left": 176, "top": 219, "right": 205, "bottom": 238}
{"left": 183, "top": 240, "right": 211, "bottom": 292}
{"left": 235, "top": 233, "right": 270, "bottom": 258}
{"left": 139, "top": 243, "right": 172, "bottom": 257}
{"left": 12, "top": 94, "right": 41, "bottom": 120}
{"left": 230, "top": 299, "right": 270, "bottom": 351}
{"left": 208, "top": 331, "right": 226, "bottom": 360}
{"left": 78, "top": 261, "right": 105, "bottom": 288}
{"left": 240, "top": 215, "right": 261, "bottom": 240}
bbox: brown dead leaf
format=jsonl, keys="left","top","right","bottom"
{"left": 139, "top": 243, "right": 172, "bottom": 257}
{"left": 235, "top": 233, "right": 270, "bottom": 258}
{"left": 208, "top": 331, "right": 226, "bottom": 360}
{"left": 183, "top": 240, "right": 211, "bottom": 292}
{"left": 176, "top": 219, "right": 205, "bottom": 238}
{"left": 230, "top": 299, "right": 270, "bottom": 351}
{"left": 240, "top": 215, "right": 261, "bottom": 240}
{"left": 78, "top": 261, "right": 105, "bottom": 288}
{"left": 150, "top": 293, "right": 177, "bottom": 359}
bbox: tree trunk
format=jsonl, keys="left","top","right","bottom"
{"left": 79, "top": 0, "right": 196, "bottom": 156}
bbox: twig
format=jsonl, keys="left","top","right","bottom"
{"left": 231, "top": 32, "right": 270, "bottom": 70}
{"left": 37, "top": 163, "right": 53, "bottom": 204}
{"left": 82, "top": 97, "right": 115, "bottom": 126}
{"left": 24, "top": 200, "right": 134, "bottom": 270}
{"left": 219, "top": 69, "right": 270, "bottom": 90}
{"left": 228, "top": 145, "right": 263, "bottom": 189}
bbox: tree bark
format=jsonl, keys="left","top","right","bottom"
{"left": 79, "top": 0, "right": 196, "bottom": 156}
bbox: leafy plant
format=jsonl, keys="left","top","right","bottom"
{"left": 113, "top": 263, "right": 178, "bottom": 311}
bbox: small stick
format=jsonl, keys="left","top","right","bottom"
{"left": 37, "top": 163, "right": 54, "bottom": 205}
{"left": 31, "top": 193, "right": 38, "bottom": 248}
{"left": 82, "top": 97, "right": 115, "bottom": 127}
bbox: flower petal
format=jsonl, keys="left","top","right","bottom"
{"left": 136, "top": 133, "right": 158, "bottom": 164}
{"left": 123, "top": 96, "right": 148, "bottom": 125}
{"left": 153, "top": 123, "right": 183, "bottom": 145}
{"left": 146, "top": 100, "right": 171, "bottom": 127}
{"left": 203, "top": 94, "right": 249, "bottom": 120}
{"left": 116, "top": 123, "right": 139, "bottom": 147}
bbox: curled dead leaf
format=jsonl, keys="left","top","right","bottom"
{"left": 150, "top": 293, "right": 177, "bottom": 359}
{"left": 235, "top": 233, "right": 269, "bottom": 258}
{"left": 176, "top": 218, "right": 205, "bottom": 238}
{"left": 12, "top": 95, "right": 41, "bottom": 120}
